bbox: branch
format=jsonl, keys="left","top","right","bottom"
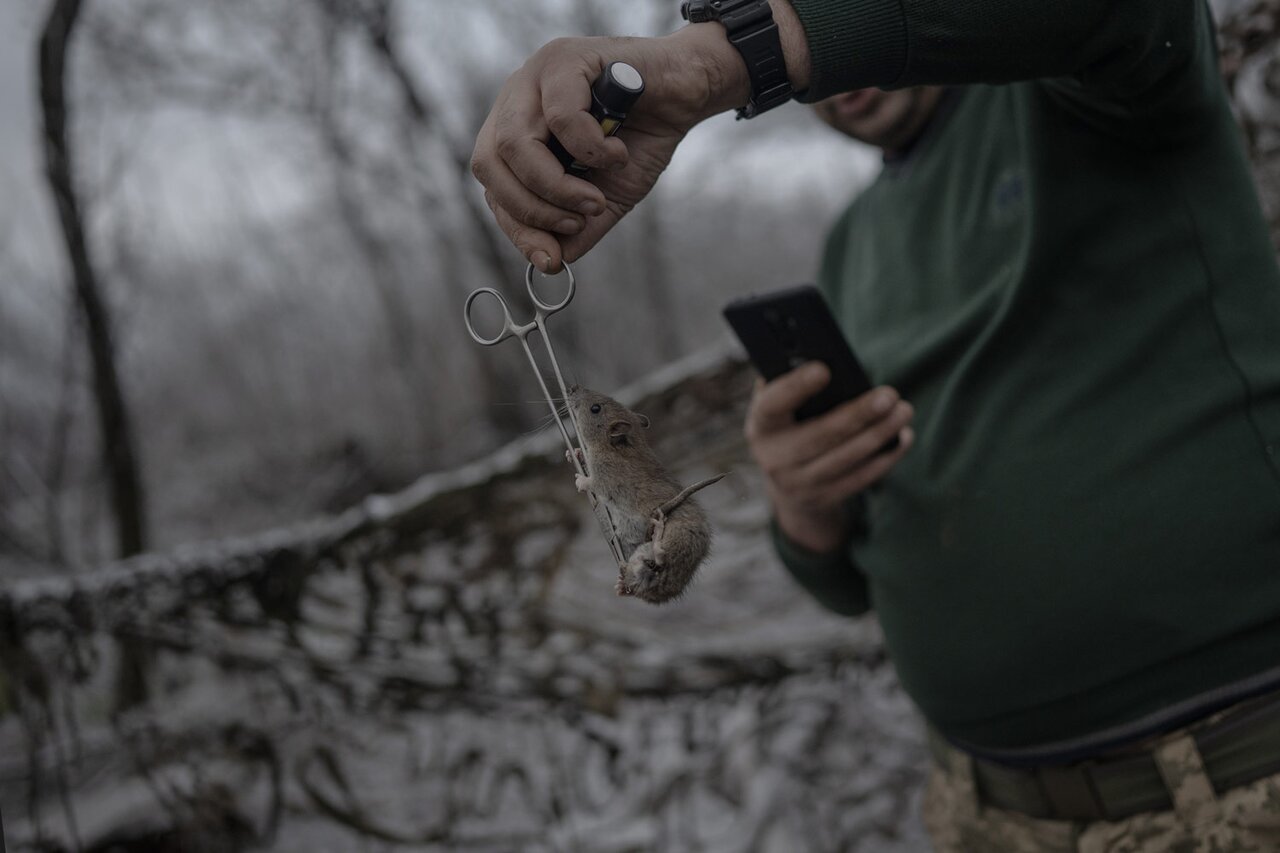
{"left": 39, "top": 0, "right": 149, "bottom": 558}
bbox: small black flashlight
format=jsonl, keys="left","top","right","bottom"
{"left": 547, "top": 61, "right": 645, "bottom": 176}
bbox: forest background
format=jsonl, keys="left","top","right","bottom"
{"left": 0, "top": 0, "right": 885, "bottom": 571}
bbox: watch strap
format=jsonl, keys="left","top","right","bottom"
{"left": 684, "top": 0, "right": 794, "bottom": 119}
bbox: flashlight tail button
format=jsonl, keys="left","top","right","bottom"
{"left": 546, "top": 62, "right": 644, "bottom": 175}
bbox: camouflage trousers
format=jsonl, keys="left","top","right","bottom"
{"left": 923, "top": 733, "right": 1280, "bottom": 852}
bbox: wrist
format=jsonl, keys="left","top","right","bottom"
{"left": 772, "top": 497, "right": 849, "bottom": 554}
{"left": 662, "top": 23, "right": 752, "bottom": 120}
{"left": 662, "top": 0, "right": 810, "bottom": 121}
{"left": 767, "top": 0, "right": 811, "bottom": 94}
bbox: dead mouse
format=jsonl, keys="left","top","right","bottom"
{"left": 566, "top": 385, "right": 725, "bottom": 604}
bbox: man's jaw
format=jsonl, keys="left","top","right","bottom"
{"left": 830, "top": 89, "right": 883, "bottom": 120}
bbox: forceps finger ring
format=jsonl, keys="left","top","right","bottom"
{"left": 463, "top": 287, "right": 518, "bottom": 346}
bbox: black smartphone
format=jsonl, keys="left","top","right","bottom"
{"left": 723, "top": 284, "right": 893, "bottom": 436}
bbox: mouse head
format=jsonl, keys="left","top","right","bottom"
{"left": 567, "top": 385, "right": 650, "bottom": 452}
{"left": 620, "top": 555, "right": 689, "bottom": 605}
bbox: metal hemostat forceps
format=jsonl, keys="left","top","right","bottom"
{"left": 463, "top": 262, "right": 627, "bottom": 565}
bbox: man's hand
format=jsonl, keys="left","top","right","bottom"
{"left": 471, "top": 27, "right": 746, "bottom": 273}
{"left": 470, "top": 2, "right": 810, "bottom": 273}
{"left": 745, "top": 362, "right": 915, "bottom": 553}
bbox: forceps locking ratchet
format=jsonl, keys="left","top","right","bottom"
{"left": 464, "top": 262, "right": 627, "bottom": 565}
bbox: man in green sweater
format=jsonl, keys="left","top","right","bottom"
{"left": 472, "top": 0, "right": 1280, "bottom": 848}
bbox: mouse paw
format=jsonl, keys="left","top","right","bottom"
{"left": 648, "top": 511, "right": 668, "bottom": 566}
{"left": 615, "top": 562, "right": 634, "bottom": 597}
{"left": 574, "top": 473, "right": 592, "bottom": 493}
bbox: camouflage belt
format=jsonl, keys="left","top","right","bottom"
{"left": 927, "top": 692, "right": 1280, "bottom": 822}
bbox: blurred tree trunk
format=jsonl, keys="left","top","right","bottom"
{"left": 311, "top": 19, "right": 431, "bottom": 448}
{"left": 43, "top": 298, "right": 82, "bottom": 566}
{"left": 39, "top": 0, "right": 148, "bottom": 558}
{"left": 636, "top": 198, "right": 681, "bottom": 360}
{"left": 332, "top": 0, "right": 536, "bottom": 434}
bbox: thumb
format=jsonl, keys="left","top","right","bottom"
{"left": 751, "top": 362, "right": 831, "bottom": 432}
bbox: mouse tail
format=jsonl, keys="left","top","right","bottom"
{"left": 653, "top": 473, "right": 728, "bottom": 518}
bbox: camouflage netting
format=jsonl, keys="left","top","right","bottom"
{"left": 0, "top": 348, "right": 930, "bottom": 852}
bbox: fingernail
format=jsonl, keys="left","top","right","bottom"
{"left": 531, "top": 251, "right": 551, "bottom": 271}
{"left": 577, "top": 200, "right": 603, "bottom": 216}
{"left": 873, "top": 390, "right": 895, "bottom": 413}
{"left": 610, "top": 161, "right": 626, "bottom": 173}
{"left": 555, "top": 218, "right": 582, "bottom": 234}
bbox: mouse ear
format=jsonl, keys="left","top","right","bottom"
{"left": 608, "top": 420, "right": 632, "bottom": 447}
{"left": 637, "top": 413, "right": 651, "bottom": 429}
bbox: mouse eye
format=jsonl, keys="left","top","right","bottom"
{"left": 590, "top": 403, "right": 601, "bottom": 414}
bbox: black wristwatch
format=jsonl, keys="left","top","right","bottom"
{"left": 681, "top": 0, "right": 794, "bottom": 119}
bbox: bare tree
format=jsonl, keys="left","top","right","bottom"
{"left": 39, "top": 0, "right": 148, "bottom": 558}
{"left": 312, "top": 0, "right": 537, "bottom": 433}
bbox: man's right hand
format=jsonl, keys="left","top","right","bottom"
{"left": 470, "top": 26, "right": 748, "bottom": 274}
{"left": 469, "top": 1, "right": 810, "bottom": 274}
{"left": 745, "top": 362, "right": 915, "bottom": 553}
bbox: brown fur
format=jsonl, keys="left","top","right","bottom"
{"left": 567, "top": 386, "right": 723, "bottom": 604}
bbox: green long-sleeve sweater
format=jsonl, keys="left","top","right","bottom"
{"left": 773, "top": 0, "right": 1280, "bottom": 751}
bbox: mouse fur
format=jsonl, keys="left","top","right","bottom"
{"left": 566, "top": 385, "right": 722, "bottom": 604}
